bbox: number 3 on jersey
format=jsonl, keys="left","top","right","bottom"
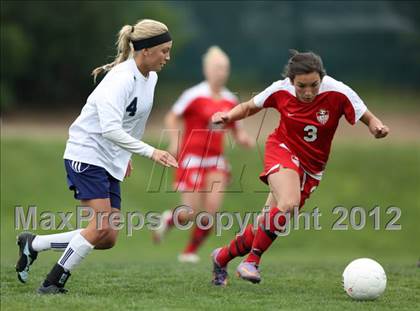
{"left": 126, "top": 97, "right": 137, "bottom": 116}
{"left": 304, "top": 125, "right": 318, "bottom": 142}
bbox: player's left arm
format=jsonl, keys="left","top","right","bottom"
{"left": 360, "top": 110, "right": 390, "bottom": 139}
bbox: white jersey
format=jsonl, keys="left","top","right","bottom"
{"left": 64, "top": 58, "right": 157, "bottom": 181}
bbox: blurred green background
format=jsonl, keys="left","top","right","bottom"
{"left": 1, "top": 0, "right": 420, "bottom": 111}
{"left": 1, "top": 1, "right": 420, "bottom": 310}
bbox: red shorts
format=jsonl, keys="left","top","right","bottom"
{"left": 260, "top": 140, "right": 321, "bottom": 208}
{"left": 174, "top": 154, "right": 230, "bottom": 192}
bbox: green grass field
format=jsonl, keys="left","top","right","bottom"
{"left": 1, "top": 137, "right": 419, "bottom": 310}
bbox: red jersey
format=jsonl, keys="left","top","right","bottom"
{"left": 254, "top": 76, "right": 367, "bottom": 178}
{"left": 172, "top": 81, "right": 238, "bottom": 160}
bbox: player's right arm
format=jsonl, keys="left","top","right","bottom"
{"left": 360, "top": 109, "right": 390, "bottom": 139}
{"left": 96, "top": 72, "right": 178, "bottom": 168}
{"left": 212, "top": 99, "right": 262, "bottom": 125}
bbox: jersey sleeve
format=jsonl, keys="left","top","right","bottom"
{"left": 172, "top": 90, "right": 194, "bottom": 116}
{"left": 341, "top": 84, "right": 368, "bottom": 125}
{"left": 95, "top": 72, "right": 135, "bottom": 133}
{"left": 253, "top": 85, "right": 276, "bottom": 108}
{"left": 253, "top": 79, "right": 291, "bottom": 109}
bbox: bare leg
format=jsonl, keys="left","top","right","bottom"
{"left": 39, "top": 198, "right": 119, "bottom": 293}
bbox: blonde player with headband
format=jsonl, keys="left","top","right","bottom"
{"left": 15, "top": 19, "right": 178, "bottom": 294}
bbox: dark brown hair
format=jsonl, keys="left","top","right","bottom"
{"left": 283, "top": 49, "right": 326, "bottom": 81}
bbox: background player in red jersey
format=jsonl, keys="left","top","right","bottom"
{"left": 210, "top": 50, "right": 389, "bottom": 286}
{"left": 153, "top": 46, "right": 254, "bottom": 263}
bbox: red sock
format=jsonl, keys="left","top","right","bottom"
{"left": 183, "top": 225, "right": 212, "bottom": 254}
{"left": 167, "top": 214, "right": 175, "bottom": 227}
{"left": 245, "top": 207, "right": 286, "bottom": 265}
{"left": 216, "top": 224, "right": 255, "bottom": 267}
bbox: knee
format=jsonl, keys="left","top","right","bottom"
{"left": 197, "top": 213, "right": 212, "bottom": 227}
{"left": 174, "top": 205, "right": 195, "bottom": 224}
{"left": 177, "top": 210, "right": 191, "bottom": 224}
{"left": 277, "top": 197, "right": 300, "bottom": 213}
{"left": 94, "top": 228, "right": 117, "bottom": 249}
{"left": 99, "top": 236, "right": 117, "bottom": 249}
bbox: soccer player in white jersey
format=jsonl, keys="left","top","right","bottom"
{"left": 210, "top": 50, "right": 390, "bottom": 286}
{"left": 15, "top": 19, "right": 178, "bottom": 294}
{"left": 152, "top": 47, "right": 254, "bottom": 263}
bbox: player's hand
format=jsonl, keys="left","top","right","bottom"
{"left": 125, "top": 160, "right": 133, "bottom": 177}
{"left": 369, "top": 121, "right": 390, "bottom": 139}
{"left": 152, "top": 149, "right": 179, "bottom": 168}
{"left": 212, "top": 112, "right": 230, "bottom": 125}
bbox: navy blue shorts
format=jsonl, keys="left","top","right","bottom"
{"left": 64, "top": 159, "right": 121, "bottom": 209}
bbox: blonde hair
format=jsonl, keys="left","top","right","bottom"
{"left": 202, "top": 46, "right": 229, "bottom": 68}
{"left": 92, "top": 19, "right": 169, "bottom": 82}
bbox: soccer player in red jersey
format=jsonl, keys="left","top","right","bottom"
{"left": 153, "top": 46, "right": 253, "bottom": 263}
{"left": 210, "top": 50, "right": 389, "bottom": 286}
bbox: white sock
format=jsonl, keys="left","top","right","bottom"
{"left": 32, "top": 229, "right": 83, "bottom": 252}
{"left": 58, "top": 232, "right": 93, "bottom": 271}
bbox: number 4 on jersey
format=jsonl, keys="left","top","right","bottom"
{"left": 126, "top": 98, "right": 137, "bottom": 116}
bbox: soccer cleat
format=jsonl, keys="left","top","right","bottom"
{"left": 15, "top": 232, "right": 38, "bottom": 283}
{"left": 152, "top": 210, "right": 173, "bottom": 244}
{"left": 211, "top": 248, "right": 228, "bottom": 286}
{"left": 38, "top": 263, "right": 71, "bottom": 295}
{"left": 37, "top": 284, "right": 68, "bottom": 295}
{"left": 236, "top": 261, "right": 261, "bottom": 284}
{"left": 178, "top": 252, "right": 200, "bottom": 263}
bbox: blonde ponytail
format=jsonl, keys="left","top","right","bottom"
{"left": 92, "top": 19, "right": 169, "bottom": 83}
